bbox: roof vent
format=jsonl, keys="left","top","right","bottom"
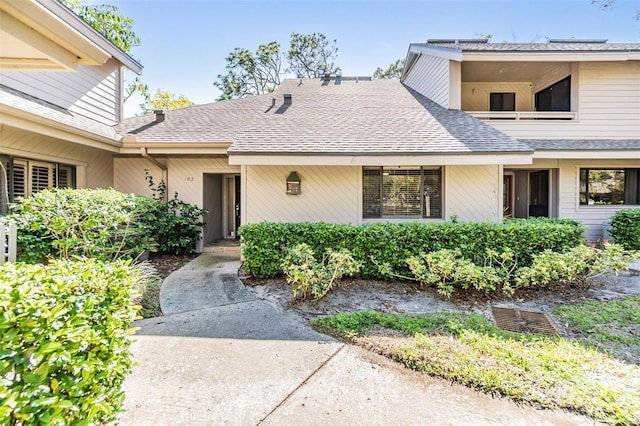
{"left": 154, "top": 109, "right": 166, "bottom": 122}
{"left": 283, "top": 93, "right": 292, "bottom": 104}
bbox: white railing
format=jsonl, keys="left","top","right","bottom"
{"left": 467, "top": 111, "right": 577, "bottom": 120}
{"left": 1, "top": 221, "right": 17, "bottom": 264}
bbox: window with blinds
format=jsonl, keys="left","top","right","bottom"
{"left": 363, "top": 167, "right": 442, "bottom": 219}
{"left": 0, "top": 157, "right": 76, "bottom": 204}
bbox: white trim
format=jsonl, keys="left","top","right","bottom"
{"left": 462, "top": 51, "right": 640, "bottom": 62}
{"left": 534, "top": 150, "right": 640, "bottom": 159}
{"left": 229, "top": 154, "right": 534, "bottom": 166}
{"left": 408, "top": 44, "right": 464, "bottom": 61}
{"left": 0, "top": 147, "right": 89, "bottom": 167}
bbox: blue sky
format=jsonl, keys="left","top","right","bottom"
{"left": 104, "top": 0, "right": 640, "bottom": 117}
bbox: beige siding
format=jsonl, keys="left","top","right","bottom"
{"left": 486, "top": 61, "right": 640, "bottom": 139}
{"left": 245, "top": 165, "right": 359, "bottom": 224}
{"left": 557, "top": 159, "right": 640, "bottom": 241}
{"left": 462, "top": 82, "right": 533, "bottom": 111}
{"left": 0, "top": 58, "right": 120, "bottom": 125}
{"left": 446, "top": 165, "right": 500, "bottom": 222}
{"left": 402, "top": 55, "right": 450, "bottom": 108}
{"left": 0, "top": 125, "right": 113, "bottom": 188}
{"left": 114, "top": 157, "right": 240, "bottom": 207}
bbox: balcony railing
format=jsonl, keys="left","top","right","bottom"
{"left": 467, "top": 111, "right": 577, "bottom": 120}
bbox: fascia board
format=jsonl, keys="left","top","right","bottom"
{"left": 533, "top": 150, "right": 640, "bottom": 159}
{"left": 462, "top": 51, "right": 640, "bottom": 62}
{"left": 408, "top": 44, "right": 463, "bottom": 62}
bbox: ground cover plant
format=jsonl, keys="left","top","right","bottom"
{"left": 0, "top": 259, "right": 149, "bottom": 425}
{"left": 554, "top": 295, "right": 640, "bottom": 365}
{"left": 313, "top": 310, "right": 640, "bottom": 425}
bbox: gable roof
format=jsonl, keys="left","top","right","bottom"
{"left": 119, "top": 78, "right": 531, "bottom": 159}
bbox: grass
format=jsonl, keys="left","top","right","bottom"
{"left": 553, "top": 295, "right": 640, "bottom": 364}
{"left": 136, "top": 277, "right": 163, "bottom": 318}
{"left": 313, "top": 308, "right": 640, "bottom": 425}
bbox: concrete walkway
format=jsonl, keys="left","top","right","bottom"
{"left": 118, "top": 254, "right": 593, "bottom": 425}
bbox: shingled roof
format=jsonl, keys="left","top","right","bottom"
{"left": 419, "top": 40, "right": 640, "bottom": 52}
{"left": 119, "top": 78, "right": 531, "bottom": 156}
{"left": 525, "top": 139, "right": 640, "bottom": 151}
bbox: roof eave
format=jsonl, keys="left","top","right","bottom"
{"left": 461, "top": 51, "right": 640, "bottom": 62}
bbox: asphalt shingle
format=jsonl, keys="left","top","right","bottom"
{"left": 525, "top": 139, "right": 640, "bottom": 151}
{"left": 119, "top": 78, "right": 531, "bottom": 155}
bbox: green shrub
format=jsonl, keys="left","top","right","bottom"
{"left": 135, "top": 173, "right": 206, "bottom": 254}
{"left": 610, "top": 208, "right": 640, "bottom": 250}
{"left": 281, "top": 243, "right": 360, "bottom": 300}
{"left": 0, "top": 259, "right": 147, "bottom": 425}
{"left": 239, "top": 219, "right": 585, "bottom": 278}
{"left": 10, "top": 188, "right": 154, "bottom": 263}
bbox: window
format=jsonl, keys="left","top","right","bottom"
{"left": 363, "top": 167, "right": 441, "bottom": 218}
{"left": 0, "top": 156, "right": 76, "bottom": 214}
{"left": 535, "top": 76, "right": 570, "bottom": 112}
{"left": 579, "top": 168, "right": 640, "bottom": 206}
{"left": 490, "top": 92, "right": 516, "bottom": 111}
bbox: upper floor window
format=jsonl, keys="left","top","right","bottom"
{"left": 579, "top": 168, "right": 640, "bottom": 206}
{"left": 535, "top": 76, "right": 571, "bottom": 112}
{"left": 490, "top": 92, "right": 516, "bottom": 111}
{"left": 0, "top": 156, "right": 76, "bottom": 214}
{"left": 363, "top": 167, "right": 442, "bottom": 219}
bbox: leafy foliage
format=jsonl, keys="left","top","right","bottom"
{"left": 610, "top": 208, "right": 640, "bottom": 250}
{"left": 214, "top": 42, "right": 283, "bottom": 100}
{"left": 0, "top": 259, "right": 147, "bottom": 425}
{"left": 400, "top": 243, "right": 635, "bottom": 298}
{"left": 136, "top": 172, "right": 206, "bottom": 254}
{"left": 140, "top": 89, "right": 194, "bottom": 114}
{"left": 373, "top": 59, "right": 405, "bottom": 79}
{"left": 9, "top": 188, "right": 154, "bottom": 263}
{"left": 215, "top": 33, "right": 340, "bottom": 100}
{"left": 61, "top": 0, "right": 140, "bottom": 53}
{"left": 281, "top": 243, "right": 360, "bottom": 300}
{"left": 287, "top": 32, "right": 339, "bottom": 78}
{"left": 239, "top": 219, "right": 585, "bottom": 278}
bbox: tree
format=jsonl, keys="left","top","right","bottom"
{"left": 287, "top": 32, "right": 339, "bottom": 78}
{"left": 60, "top": 0, "right": 141, "bottom": 53}
{"left": 214, "top": 33, "right": 340, "bottom": 100}
{"left": 140, "top": 89, "right": 194, "bottom": 114}
{"left": 373, "top": 59, "right": 405, "bottom": 79}
{"left": 214, "top": 42, "right": 283, "bottom": 100}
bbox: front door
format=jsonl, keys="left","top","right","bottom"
{"left": 226, "top": 175, "right": 241, "bottom": 239}
{"left": 529, "top": 170, "right": 549, "bottom": 217}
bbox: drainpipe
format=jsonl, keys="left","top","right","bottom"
{"left": 140, "top": 147, "right": 168, "bottom": 202}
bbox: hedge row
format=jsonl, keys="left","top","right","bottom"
{"left": 610, "top": 208, "right": 640, "bottom": 251}
{"left": 239, "top": 219, "right": 586, "bottom": 278}
{"left": 0, "top": 259, "right": 144, "bottom": 424}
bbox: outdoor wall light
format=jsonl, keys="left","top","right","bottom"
{"left": 286, "top": 171, "right": 301, "bottom": 195}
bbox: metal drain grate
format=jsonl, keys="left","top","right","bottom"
{"left": 491, "top": 307, "right": 562, "bottom": 336}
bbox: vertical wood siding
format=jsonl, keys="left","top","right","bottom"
{"left": 245, "top": 165, "right": 359, "bottom": 224}
{"left": 558, "top": 159, "right": 640, "bottom": 241}
{"left": 486, "top": 61, "right": 640, "bottom": 139}
{"left": 402, "top": 55, "right": 450, "bottom": 108}
{"left": 0, "top": 58, "right": 120, "bottom": 125}
{"left": 461, "top": 82, "right": 533, "bottom": 111}
{"left": 446, "top": 165, "right": 500, "bottom": 222}
{"left": 0, "top": 126, "right": 113, "bottom": 188}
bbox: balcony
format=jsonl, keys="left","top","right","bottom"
{"left": 467, "top": 111, "right": 577, "bottom": 120}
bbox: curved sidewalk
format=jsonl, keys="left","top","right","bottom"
{"left": 117, "top": 253, "right": 592, "bottom": 425}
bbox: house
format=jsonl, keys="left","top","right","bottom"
{"left": 401, "top": 39, "right": 640, "bottom": 239}
{"left": 2, "top": 8, "right": 638, "bottom": 248}
{"left": 0, "top": 0, "right": 141, "bottom": 213}
{"left": 116, "top": 39, "right": 639, "bottom": 244}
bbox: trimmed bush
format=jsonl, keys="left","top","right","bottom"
{"left": 10, "top": 188, "right": 153, "bottom": 263}
{"left": 239, "top": 219, "right": 585, "bottom": 278}
{"left": 610, "top": 208, "right": 640, "bottom": 250}
{"left": 0, "top": 259, "right": 146, "bottom": 424}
